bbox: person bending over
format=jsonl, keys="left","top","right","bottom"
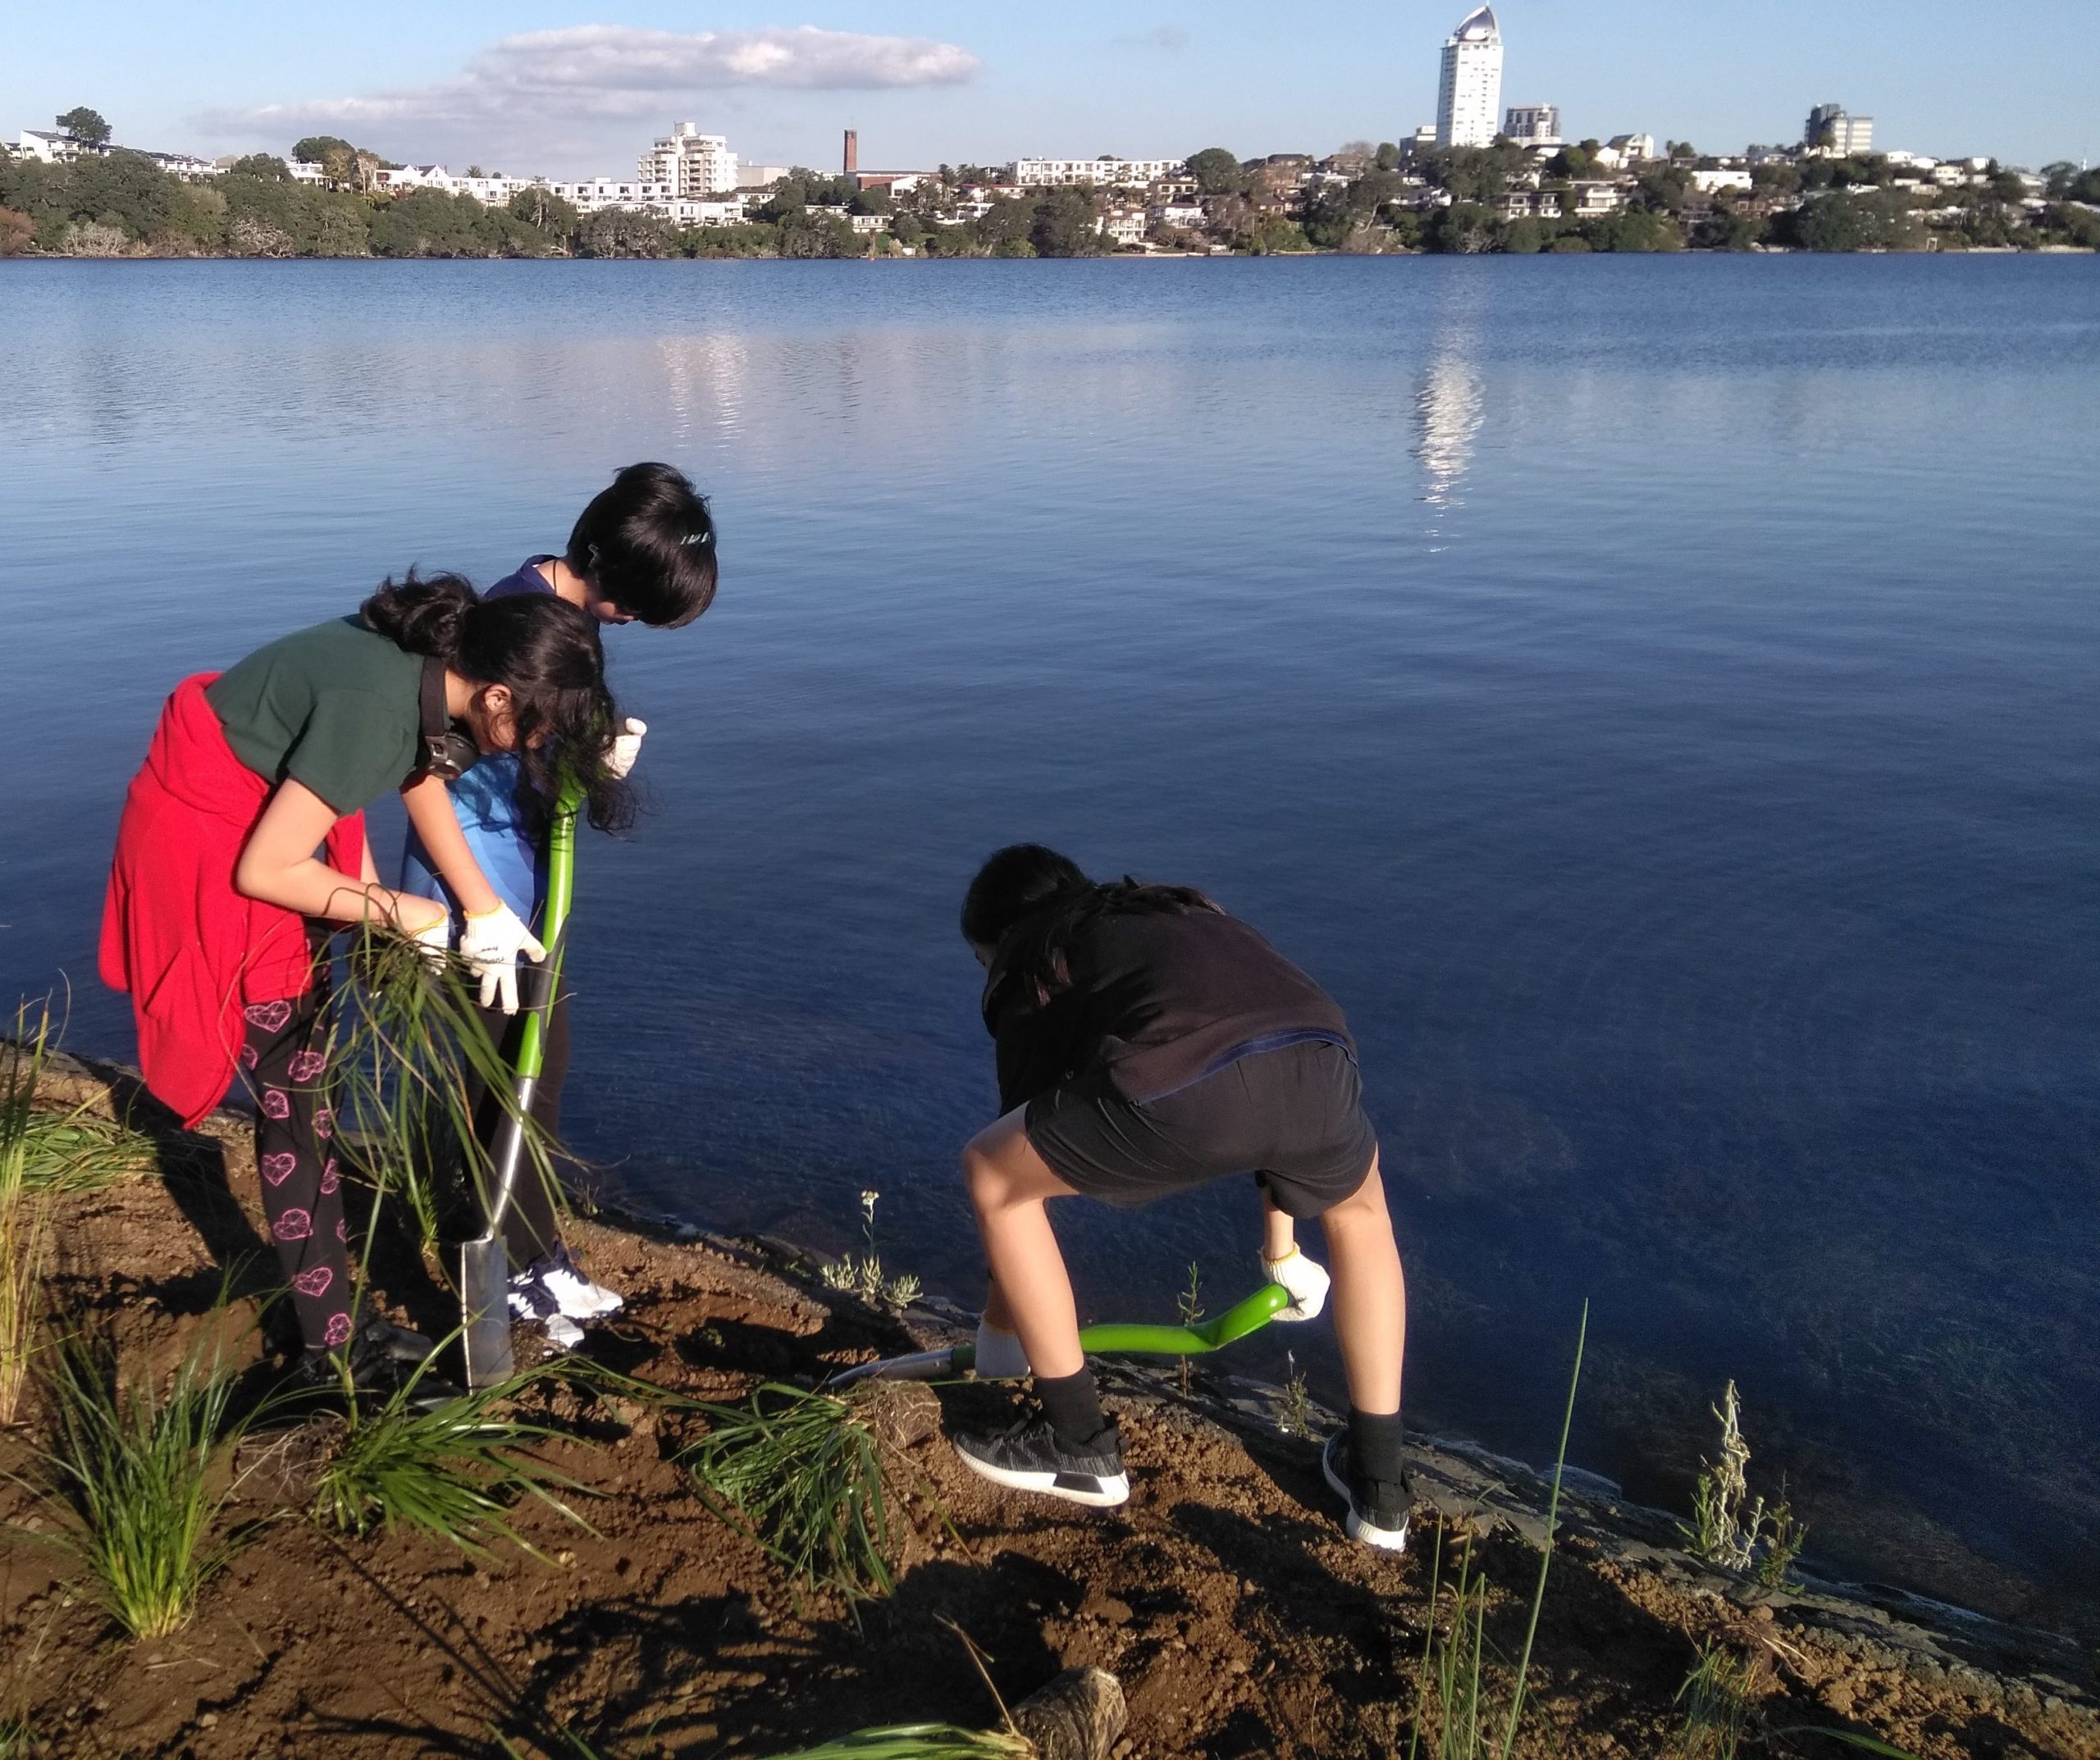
{"left": 952, "top": 844, "right": 1413, "bottom": 1550}
{"left": 399, "top": 463, "right": 718, "bottom": 1347}
{"left": 101, "top": 572, "right": 630, "bottom": 1397}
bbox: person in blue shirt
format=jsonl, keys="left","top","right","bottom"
{"left": 402, "top": 462, "right": 717, "bottom": 1346}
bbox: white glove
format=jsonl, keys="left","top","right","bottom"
{"left": 459, "top": 903, "right": 546, "bottom": 1015}
{"left": 606, "top": 717, "right": 647, "bottom": 781}
{"left": 1263, "top": 1245, "right": 1331, "bottom": 1323}
{"left": 405, "top": 906, "right": 453, "bottom": 971}
{"left": 973, "top": 1317, "right": 1031, "bottom": 1379}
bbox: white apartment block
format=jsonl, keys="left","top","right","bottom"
{"left": 1804, "top": 104, "right": 1874, "bottom": 157}
{"left": 1101, "top": 207, "right": 1148, "bottom": 246}
{"left": 1436, "top": 7, "right": 1504, "bottom": 148}
{"left": 1013, "top": 156, "right": 1186, "bottom": 188}
{"left": 1503, "top": 105, "right": 1561, "bottom": 146}
{"left": 11, "top": 129, "right": 220, "bottom": 180}
{"left": 637, "top": 122, "right": 738, "bottom": 197}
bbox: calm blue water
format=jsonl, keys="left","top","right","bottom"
{"left": 2, "top": 258, "right": 2095, "bottom": 1625}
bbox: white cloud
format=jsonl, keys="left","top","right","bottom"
{"left": 211, "top": 24, "right": 979, "bottom": 136}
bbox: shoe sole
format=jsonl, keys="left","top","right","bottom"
{"left": 954, "top": 1444, "right": 1130, "bottom": 1508}
{"left": 1323, "top": 1443, "right": 1410, "bottom": 1553}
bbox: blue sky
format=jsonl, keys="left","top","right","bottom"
{"left": 6, "top": 2, "right": 2095, "bottom": 176}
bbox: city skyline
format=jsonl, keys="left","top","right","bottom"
{"left": 4, "top": 1, "right": 2098, "bottom": 178}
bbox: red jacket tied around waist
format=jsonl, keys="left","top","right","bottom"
{"left": 99, "top": 673, "right": 365, "bottom": 1128}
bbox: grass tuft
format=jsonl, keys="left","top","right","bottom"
{"left": 682, "top": 1382, "right": 895, "bottom": 1599}
{"left": 1680, "top": 1380, "right": 1809, "bottom": 1587}
{"left": 1, "top": 1010, "right": 60, "bottom": 1426}
{"left": 1674, "top": 1641, "right": 1758, "bottom": 1760}
{"left": 28, "top": 1314, "right": 250, "bottom": 1639}
{"left": 761, "top": 1727, "right": 1032, "bottom": 1760}
{"left": 309, "top": 1360, "right": 596, "bottom": 1557}
{"left": 17, "top": 1110, "right": 157, "bottom": 1197}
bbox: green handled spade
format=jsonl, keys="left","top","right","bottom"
{"left": 460, "top": 781, "right": 581, "bottom": 1389}
{"left": 824, "top": 1279, "right": 1295, "bottom": 1389}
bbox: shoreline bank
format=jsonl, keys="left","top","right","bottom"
{"left": 2, "top": 1046, "right": 2093, "bottom": 1757}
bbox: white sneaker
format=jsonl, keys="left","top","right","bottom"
{"left": 539, "top": 1244, "right": 623, "bottom": 1319}
{"left": 542, "top": 1312, "right": 585, "bottom": 1350}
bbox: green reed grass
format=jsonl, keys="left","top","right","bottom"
{"left": 30, "top": 1314, "right": 251, "bottom": 1639}
{"left": 1675, "top": 1641, "right": 1757, "bottom": 1760}
{"left": 19, "top": 1109, "right": 157, "bottom": 1197}
{"left": 762, "top": 1728, "right": 1032, "bottom": 1760}
{"left": 1406, "top": 1300, "right": 1588, "bottom": 1760}
{"left": 309, "top": 1357, "right": 595, "bottom": 1557}
{"left": 0, "top": 1010, "right": 59, "bottom": 1425}
{"left": 682, "top": 1383, "right": 895, "bottom": 1599}
{"left": 324, "top": 923, "right": 559, "bottom": 1269}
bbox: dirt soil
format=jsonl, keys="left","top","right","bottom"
{"left": 3, "top": 1054, "right": 2096, "bottom": 1759}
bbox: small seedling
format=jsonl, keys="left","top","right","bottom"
{"left": 308, "top": 1359, "right": 596, "bottom": 1558}
{"left": 819, "top": 1190, "right": 922, "bottom": 1308}
{"left": 1176, "top": 1261, "right": 1204, "bottom": 1398}
{"left": 682, "top": 1382, "right": 897, "bottom": 1600}
{"left": 1756, "top": 1496, "right": 1808, "bottom": 1590}
{"left": 1279, "top": 1349, "right": 1313, "bottom": 1439}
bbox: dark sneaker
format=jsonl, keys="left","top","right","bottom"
{"left": 954, "top": 1414, "right": 1130, "bottom": 1508}
{"left": 354, "top": 1317, "right": 435, "bottom": 1365}
{"left": 1322, "top": 1431, "right": 1412, "bottom": 1552}
{"left": 284, "top": 1331, "right": 463, "bottom": 1416}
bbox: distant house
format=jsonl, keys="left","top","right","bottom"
{"left": 1101, "top": 207, "right": 1148, "bottom": 246}
{"left": 1502, "top": 189, "right": 1564, "bottom": 220}
{"left": 1571, "top": 182, "right": 1628, "bottom": 216}
{"left": 10, "top": 128, "right": 220, "bottom": 180}
{"left": 1014, "top": 156, "right": 1187, "bottom": 189}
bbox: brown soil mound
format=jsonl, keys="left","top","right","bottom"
{"left": 2, "top": 1054, "right": 2094, "bottom": 1758}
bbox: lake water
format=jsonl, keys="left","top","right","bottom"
{"left": 2, "top": 256, "right": 2095, "bottom": 1629}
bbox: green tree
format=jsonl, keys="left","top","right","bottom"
{"left": 1421, "top": 201, "right": 1502, "bottom": 253}
{"left": 975, "top": 197, "right": 1035, "bottom": 254}
{"left": 292, "top": 135, "right": 354, "bottom": 166}
{"left": 1029, "top": 185, "right": 1107, "bottom": 257}
{"left": 1770, "top": 189, "right": 1923, "bottom": 252}
{"left": 1577, "top": 208, "right": 1684, "bottom": 253}
{"left": 1239, "top": 212, "right": 1308, "bottom": 253}
{"left": 572, "top": 205, "right": 673, "bottom": 258}
{"left": 509, "top": 185, "right": 579, "bottom": 235}
{"left": 68, "top": 150, "right": 175, "bottom": 241}
{"left": 1375, "top": 140, "right": 1402, "bottom": 171}
{"left": 227, "top": 154, "right": 291, "bottom": 181}
{"left": 1632, "top": 162, "right": 1692, "bottom": 214}
{"left": 57, "top": 107, "right": 112, "bottom": 147}
{"left": 848, "top": 185, "right": 892, "bottom": 215}
{"left": 1692, "top": 207, "right": 1761, "bottom": 251}
{"left": 1185, "top": 147, "right": 1247, "bottom": 194}
{"left": 1666, "top": 139, "right": 1698, "bottom": 162}
{"left": 888, "top": 209, "right": 926, "bottom": 248}
{"left": 0, "top": 207, "right": 34, "bottom": 254}
{"left": 1417, "top": 143, "right": 1528, "bottom": 203}
{"left": 2037, "top": 202, "right": 2100, "bottom": 248}
{"left": 774, "top": 207, "right": 855, "bottom": 258}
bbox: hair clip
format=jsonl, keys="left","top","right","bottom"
{"left": 680, "top": 529, "right": 714, "bottom": 549}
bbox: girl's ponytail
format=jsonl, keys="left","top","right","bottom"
{"left": 360, "top": 570, "right": 477, "bottom": 658}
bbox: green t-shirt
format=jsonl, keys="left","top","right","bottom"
{"left": 206, "top": 617, "right": 424, "bottom": 815}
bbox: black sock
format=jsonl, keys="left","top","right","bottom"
{"left": 1349, "top": 1407, "right": 1407, "bottom": 1484}
{"left": 1035, "top": 1367, "right": 1107, "bottom": 1445}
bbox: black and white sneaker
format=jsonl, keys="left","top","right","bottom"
{"left": 1323, "top": 1431, "right": 1412, "bottom": 1552}
{"left": 953, "top": 1414, "right": 1130, "bottom": 1508}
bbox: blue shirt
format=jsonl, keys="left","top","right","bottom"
{"left": 399, "top": 556, "right": 557, "bottom": 925}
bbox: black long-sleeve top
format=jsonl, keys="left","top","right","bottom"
{"left": 982, "top": 903, "right": 1354, "bottom": 1113}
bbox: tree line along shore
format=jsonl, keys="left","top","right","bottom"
{"left": 6, "top": 132, "right": 2100, "bottom": 261}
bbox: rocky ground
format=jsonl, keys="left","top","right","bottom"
{"left": 2, "top": 1051, "right": 2094, "bottom": 1758}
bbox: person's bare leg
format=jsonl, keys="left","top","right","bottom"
{"left": 962, "top": 1108, "right": 1085, "bottom": 1380}
{"left": 1318, "top": 1153, "right": 1406, "bottom": 1416}
{"left": 1261, "top": 1190, "right": 1297, "bottom": 1262}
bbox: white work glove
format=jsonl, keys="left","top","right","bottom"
{"left": 606, "top": 717, "right": 647, "bottom": 781}
{"left": 1263, "top": 1245, "right": 1331, "bottom": 1323}
{"left": 459, "top": 903, "right": 546, "bottom": 1015}
{"left": 405, "top": 906, "right": 453, "bottom": 972}
{"left": 973, "top": 1317, "right": 1031, "bottom": 1380}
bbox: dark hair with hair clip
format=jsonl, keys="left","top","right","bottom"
{"left": 962, "top": 843, "right": 1219, "bottom": 1013}
{"left": 567, "top": 461, "right": 718, "bottom": 628}
{"left": 361, "top": 570, "right": 634, "bottom": 834}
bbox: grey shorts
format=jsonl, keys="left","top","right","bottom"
{"left": 1024, "top": 1039, "right": 1378, "bottom": 1220}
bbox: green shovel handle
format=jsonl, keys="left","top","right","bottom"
{"left": 512, "top": 777, "right": 582, "bottom": 1082}
{"left": 952, "top": 1281, "right": 1293, "bottom": 1373}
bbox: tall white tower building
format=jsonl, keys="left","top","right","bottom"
{"left": 1436, "top": 7, "right": 1504, "bottom": 149}
{"left": 638, "top": 122, "right": 739, "bottom": 196}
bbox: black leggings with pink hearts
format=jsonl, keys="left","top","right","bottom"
{"left": 240, "top": 990, "right": 351, "bottom": 1356}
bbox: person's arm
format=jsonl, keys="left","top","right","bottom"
{"left": 359, "top": 831, "right": 381, "bottom": 888}
{"left": 399, "top": 773, "right": 504, "bottom": 919}
{"left": 234, "top": 777, "right": 445, "bottom": 932}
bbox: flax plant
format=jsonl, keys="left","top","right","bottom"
{"left": 29, "top": 1313, "right": 252, "bottom": 1639}
{"left": 682, "top": 1383, "right": 896, "bottom": 1599}
{"left": 309, "top": 1356, "right": 596, "bottom": 1557}
{"left": 323, "top": 923, "right": 558, "bottom": 1270}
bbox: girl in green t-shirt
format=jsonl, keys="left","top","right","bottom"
{"left": 102, "top": 573, "right": 632, "bottom": 1396}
